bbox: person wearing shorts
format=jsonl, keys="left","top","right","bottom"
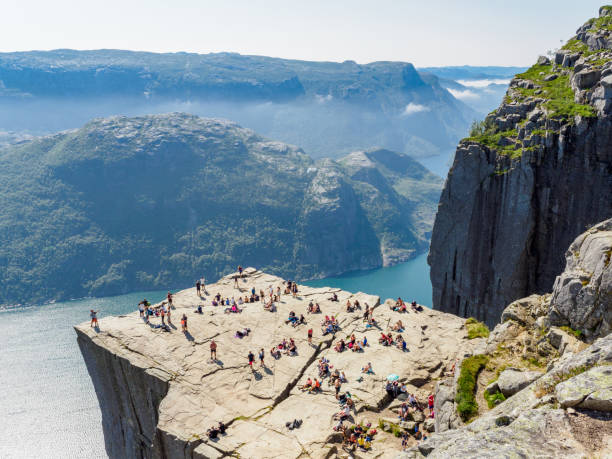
{"left": 210, "top": 340, "right": 217, "bottom": 360}
{"left": 248, "top": 351, "right": 255, "bottom": 369}
{"left": 90, "top": 310, "right": 98, "bottom": 328}
{"left": 259, "top": 348, "right": 265, "bottom": 367}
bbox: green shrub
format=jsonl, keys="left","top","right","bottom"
{"left": 456, "top": 354, "right": 489, "bottom": 421}
{"left": 466, "top": 318, "right": 490, "bottom": 339}
{"left": 560, "top": 326, "right": 584, "bottom": 340}
{"left": 483, "top": 389, "right": 506, "bottom": 408}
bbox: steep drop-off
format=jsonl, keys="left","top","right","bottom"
{"left": 429, "top": 7, "right": 612, "bottom": 326}
{"left": 0, "top": 113, "right": 442, "bottom": 306}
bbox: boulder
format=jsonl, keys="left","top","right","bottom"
{"left": 549, "top": 218, "right": 612, "bottom": 341}
{"left": 501, "top": 294, "right": 550, "bottom": 327}
{"left": 543, "top": 74, "right": 558, "bottom": 82}
{"left": 537, "top": 56, "right": 550, "bottom": 65}
{"left": 572, "top": 69, "right": 601, "bottom": 89}
{"left": 423, "top": 417, "right": 436, "bottom": 432}
{"left": 555, "top": 366, "right": 612, "bottom": 411}
{"left": 497, "top": 369, "right": 543, "bottom": 397}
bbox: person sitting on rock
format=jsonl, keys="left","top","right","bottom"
{"left": 411, "top": 301, "right": 422, "bottom": 312}
{"left": 286, "top": 311, "right": 298, "bottom": 324}
{"left": 286, "top": 339, "right": 297, "bottom": 355}
{"left": 309, "top": 378, "right": 321, "bottom": 392}
{"left": 392, "top": 320, "right": 404, "bottom": 332}
{"left": 207, "top": 426, "right": 219, "bottom": 439}
{"left": 346, "top": 299, "right": 354, "bottom": 312}
{"left": 307, "top": 301, "right": 314, "bottom": 313}
{"left": 328, "top": 292, "right": 339, "bottom": 302}
{"left": 379, "top": 333, "right": 389, "bottom": 345}
{"left": 300, "top": 377, "right": 313, "bottom": 391}
{"left": 334, "top": 339, "right": 346, "bottom": 352}
{"left": 218, "top": 421, "right": 226, "bottom": 435}
{"left": 270, "top": 346, "right": 281, "bottom": 359}
{"left": 361, "top": 362, "right": 373, "bottom": 374}
{"left": 353, "top": 299, "right": 360, "bottom": 309}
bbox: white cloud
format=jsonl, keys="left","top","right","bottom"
{"left": 403, "top": 102, "right": 430, "bottom": 115}
{"left": 315, "top": 94, "right": 333, "bottom": 103}
{"left": 447, "top": 88, "right": 480, "bottom": 100}
{"left": 457, "top": 78, "right": 511, "bottom": 88}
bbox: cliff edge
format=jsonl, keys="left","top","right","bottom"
{"left": 429, "top": 6, "right": 612, "bottom": 326}
{"left": 76, "top": 269, "right": 482, "bottom": 458}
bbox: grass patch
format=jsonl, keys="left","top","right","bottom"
{"left": 514, "top": 64, "right": 597, "bottom": 119}
{"left": 560, "top": 325, "right": 584, "bottom": 340}
{"left": 534, "top": 364, "right": 591, "bottom": 398}
{"left": 483, "top": 389, "right": 506, "bottom": 408}
{"left": 456, "top": 354, "right": 489, "bottom": 421}
{"left": 466, "top": 317, "right": 490, "bottom": 339}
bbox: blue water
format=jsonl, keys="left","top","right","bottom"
{"left": 305, "top": 252, "right": 431, "bottom": 306}
{"left": 0, "top": 255, "right": 430, "bottom": 458}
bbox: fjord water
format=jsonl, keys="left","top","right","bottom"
{"left": 0, "top": 254, "right": 430, "bottom": 458}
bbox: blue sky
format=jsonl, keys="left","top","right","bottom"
{"left": 1, "top": 0, "right": 606, "bottom": 66}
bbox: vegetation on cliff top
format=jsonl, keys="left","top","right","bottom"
{"left": 456, "top": 354, "right": 489, "bottom": 421}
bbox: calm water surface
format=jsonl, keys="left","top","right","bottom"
{"left": 0, "top": 254, "right": 431, "bottom": 458}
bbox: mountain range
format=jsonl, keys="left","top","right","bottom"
{"left": 0, "top": 113, "right": 442, "bottom": 306}
{"left": 0, "top": 50, "right": 516, "bottom": 172}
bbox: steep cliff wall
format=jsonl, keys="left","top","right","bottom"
{"left": 429, "top": 7, "right": 612, "bottom": 326}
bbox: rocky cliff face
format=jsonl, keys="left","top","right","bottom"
{"left": 403, "top": 219, "right": 612, "bottom": 458}
{"left": 76, "top": 269, "right": 482, "bottom": 458}
{"left": 429, "top": 7, "right": 612, "bottom": 326}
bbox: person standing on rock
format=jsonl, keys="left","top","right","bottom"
{"left": 248, "top": 351, "right": 255, "bottom": 369}
{"left": 234, "top": 275, "right": 239, "bottom": 288}
{"left": 181, "top": 314, "right": 188, "bottom": 332}
{"left": 308, "top": 328, "right": 313, "bottom": 344}
{"left": 238, "top": 265, "right": 243, "bottom": 277}
{"left": 334, "top": 377, "right": 341, "bottom": 399}
{"left": 160, "top": 305, "right": 166, "bottom": 325}
{"left": 90, "top": 309, "right": 98, "bottom": 328}
{"left": 196, "top": 279, "right": 201, "bottom": 296}
{"left": 210, "top": 340, "right": 217, "bottom": 361}
{"left": 167, "top": 291, "right": 173, "bottom": 307}
{"left": 259, "top": 348, "right": 265, "bottom": 367}
{"left": 200, "top": 276, "right": 206, "bottom": 292}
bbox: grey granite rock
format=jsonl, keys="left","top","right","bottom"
{"left": 496, "top": 368, "right": 543, "bottom": 397}
{"left": 555, "top": 365, "right": 612, "bottom": 411}
{"left": 549, "top": 218, "right": 612, "bottom": 340}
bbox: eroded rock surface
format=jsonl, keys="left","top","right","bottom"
{"left": 549, "top": 218, "right": 612, "bottom": 340}
{"left": 76, "top": 268, "right": 480, "bottom": 458}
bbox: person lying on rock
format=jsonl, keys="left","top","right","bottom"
{"left": 235, "top": 328, "right": 251, "bottom": 338}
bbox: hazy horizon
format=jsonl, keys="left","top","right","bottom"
{"left": 1, "top": 0, "right": 606, "bottom": 67}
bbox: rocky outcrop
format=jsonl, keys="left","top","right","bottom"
{"left": 556, "top": 365, "right": 612, "bottom": 411}
{"left": 549, "top": 218, "right": 612, "bottom": 340}
{"left": 400, "top": 334, "right": 612, "bottom": 459}
{"left": 76, "top": 268, "right": 482, "bottom": 458}
{"left": 428, "top": 9, "right": 612, "bottom": 327}
{"left": 494, "top": 368, "right": 542, "bottom": 397}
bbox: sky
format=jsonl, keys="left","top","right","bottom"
{"left": 1, "top": 0, "right": 606, "bottom": 66}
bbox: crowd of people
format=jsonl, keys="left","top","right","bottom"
{"left": 87, "top": 265, "right": 432, "bottom": 453}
